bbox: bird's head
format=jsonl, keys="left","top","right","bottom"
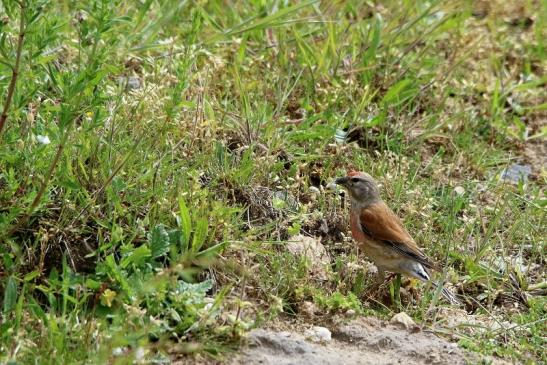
{"left": 334, "top": 171, "right": 380, "bottom": 205}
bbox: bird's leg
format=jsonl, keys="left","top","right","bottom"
{"left": 392, "top": 273, "right": 402, "bottom": 309}
{"left": 374, "top": 267, "right": 392, "bottom": 290}
{"left": 374, "top": 268, "right": 398, "bottom": 287}
{"left": 389, "top": 274, "right": 402, "bottom": 309}
{"left": 376, "top": 268, "right": 386, "bottom": 285}
{"left": 366, "top": 267, "right": 386, "bottom": 296}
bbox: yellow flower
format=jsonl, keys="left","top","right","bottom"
{"left": 100, "top": 289, "right": 117, "bottom": 307}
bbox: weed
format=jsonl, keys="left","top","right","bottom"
{"left": 0, "top": 0, "right": 545, "bottom": 363}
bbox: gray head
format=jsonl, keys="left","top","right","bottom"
{"left": 335, "top": 171, "right": 380, "bottom": 206}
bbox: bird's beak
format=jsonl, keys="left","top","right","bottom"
{"left": 334, "top": 177, "right": 349, "bottom": 186}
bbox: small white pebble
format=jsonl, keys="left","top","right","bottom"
{"left": 309, "top": 186, "right": 321, "bottom": 194}
{"left": 304, "top": 326, "right": 331, "bottom": 342}
{"left": 36, "top": 135, "right": 50, "bottom": 145}
{"left": 454, "top": 186, "right": 465, "bottom": 196}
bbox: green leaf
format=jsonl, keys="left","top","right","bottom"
{"left": 121, "top": 245, "right": 152, "bottom": 268}
{"left": 191, "top": 217, "right": 209, "bottom": 253}
{"left": 366, "top": 111, "right": 387, "bottom": 127}
{"left": 148, "top": 224, "right": 171, "bottom": 258}
{"left": 14, "top": 281, "right": 24, "bottom": 331}
{"left": 105, "top": 255, "right": 132, "bottom": 297}
{"left": 382, "top": 78, "right": 418, "bottom": 107}
{"left": 85, "top": 279, "right": 101, "bottom": 290}
{"left": 112, "top": 176, "right": 126, "bottom": 193}
{"left": 178, "top": 197, "right": 192, "bottom": 253}
{"left": 3, "top": 276, "right": 18, "bottom": 314}
{"left": 176, "top": 280, "right": 212, "bottom": 298}
{"left": 195, "top": 242, "right": 226, "bottom": 260}
{"left": 363, "top": 14, "right": 382, "bottom": 66}
{"left": 23, "top": 270, "right": 39, "bottom": 282}
{"left": 58, "top": 178, "right": 81, "bottom": 191}
{"left": 206, "top": 0, "right": 317, "bottom": 44}
{"left": 28, "top": 297, "right": 47, "bottom": 324}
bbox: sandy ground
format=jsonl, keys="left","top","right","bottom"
{"left": 229, "top": 316, "right": 512, "bottom": 365}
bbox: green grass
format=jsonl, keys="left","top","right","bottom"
{"left": 0, "top": 0, "right": 545, "bottom": 363}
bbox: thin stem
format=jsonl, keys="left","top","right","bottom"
{"left": 0, "top": 0, "right": 27, "bottom": 137}
{"left": 70, "top": 133, "right": 144, "bottom": 225}
{"left": 3, "top": 126, "right": 72, "bottom": 239}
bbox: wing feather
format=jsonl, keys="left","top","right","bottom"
{"left": 359, "top": 202, "right": 436, "bottom": 270}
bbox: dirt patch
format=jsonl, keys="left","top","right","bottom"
{"left": 523, "top": 140, "right": 546, "bottom": 181}
{"left": 229, "top": 317, "right": 511, "bottom": 365}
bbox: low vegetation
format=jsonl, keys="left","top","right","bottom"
{"left": 0, "top": 0, "right": 545, "bottom": 363}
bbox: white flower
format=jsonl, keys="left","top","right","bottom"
{"left": 135, "top": 347, "right": 145, "bottom": 361}
{"left": 36, "top": 135, "right": 50, "bottom": 145}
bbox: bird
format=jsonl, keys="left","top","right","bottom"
{"left": 333, "top": 170, "right": 459, "bottom": 304}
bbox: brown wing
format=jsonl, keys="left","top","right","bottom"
{"left": 359, "top": 201, "right": 436, "bottom": 270}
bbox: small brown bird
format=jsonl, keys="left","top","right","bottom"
{"left": 334, "top": 171, "right": 458, "bottom": 304}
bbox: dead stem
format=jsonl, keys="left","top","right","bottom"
{"left": 0, "top": 0, "right": 27, "bottom": 137}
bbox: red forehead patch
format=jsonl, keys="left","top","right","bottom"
{"left": 347, "top": 170, "right": 361, "bottom": 177}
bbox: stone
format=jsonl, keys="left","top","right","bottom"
{"left": 500, "top": 163, "right": 531, "bottom": 184}
{"left": 390, "top": 312, "right": 416, "bottom": 329}
{"left": 286, "top": 234, "right": 330, "bottom": 280}
{"left": 299, "top": 301, "right": 320, "bottom": 318}
{"left": 126, "top": 76, "right": 141, "bottom": 90}
{"left": 304, "top": 326, "right": 332, "bottom": 343}
{"left": 118, "top": 76, "right": 141, "bottom": 91}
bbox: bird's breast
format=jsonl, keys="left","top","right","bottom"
{"left": 349, "top": 210, "right": 367, "bottom": 242}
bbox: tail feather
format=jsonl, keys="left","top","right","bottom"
{"left": 431, "top": 281, "right": 460, "bottom": 305}
{"left": 410, "top": 263, "right": 460, "bottom": 305}
{"left": 400, "top": 262, "right": 460, "bottom": 305}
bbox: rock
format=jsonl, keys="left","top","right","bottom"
{"left": 247, "top": 329, "right": 314, "bottom": 355}
{"left": 345, "top": 309, "right": 356, "bottom": 317}
{"left": 299, "top": 301, "right": 320, "bottom": 318}
{"left": 390, "top": 312, "right": 416, "bottom": 329}
{"left": 286, "top": 234, "right": 330, "bottom": 280}
{"left": 500, "top": 163, "right": 531, "bottom": 184}
{"left": 127, "top": 76, "right": 141, "bottom": 90}
{"left": 272, "top": 190, "right": 299, "bottom": 212}
{"left": 317, "top": 219, "right": 329, "bottom": 235}
{"left": 304, "top": 326, "right": 332, "bottom": 343}
{"left": 436, "top": 307, "right": 519, "bottom": 335}
{"left": 454, "top": 186, "right": 465, "bottom": 196}
{"left": 490, "top": 255, "right": 527, "bottom": 275}
{"left": 118, "top": 76, "right": 141, "bottom": 91}
{"left": 309, "top": 186, "right": 321, "bottom": 194}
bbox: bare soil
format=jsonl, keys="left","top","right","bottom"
{"left": 229, "top": 317, "right": 512, "bottom": 365}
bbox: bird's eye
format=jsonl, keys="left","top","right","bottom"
{"left": 351, "top": 177, "right": 360, "bottom": 183}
